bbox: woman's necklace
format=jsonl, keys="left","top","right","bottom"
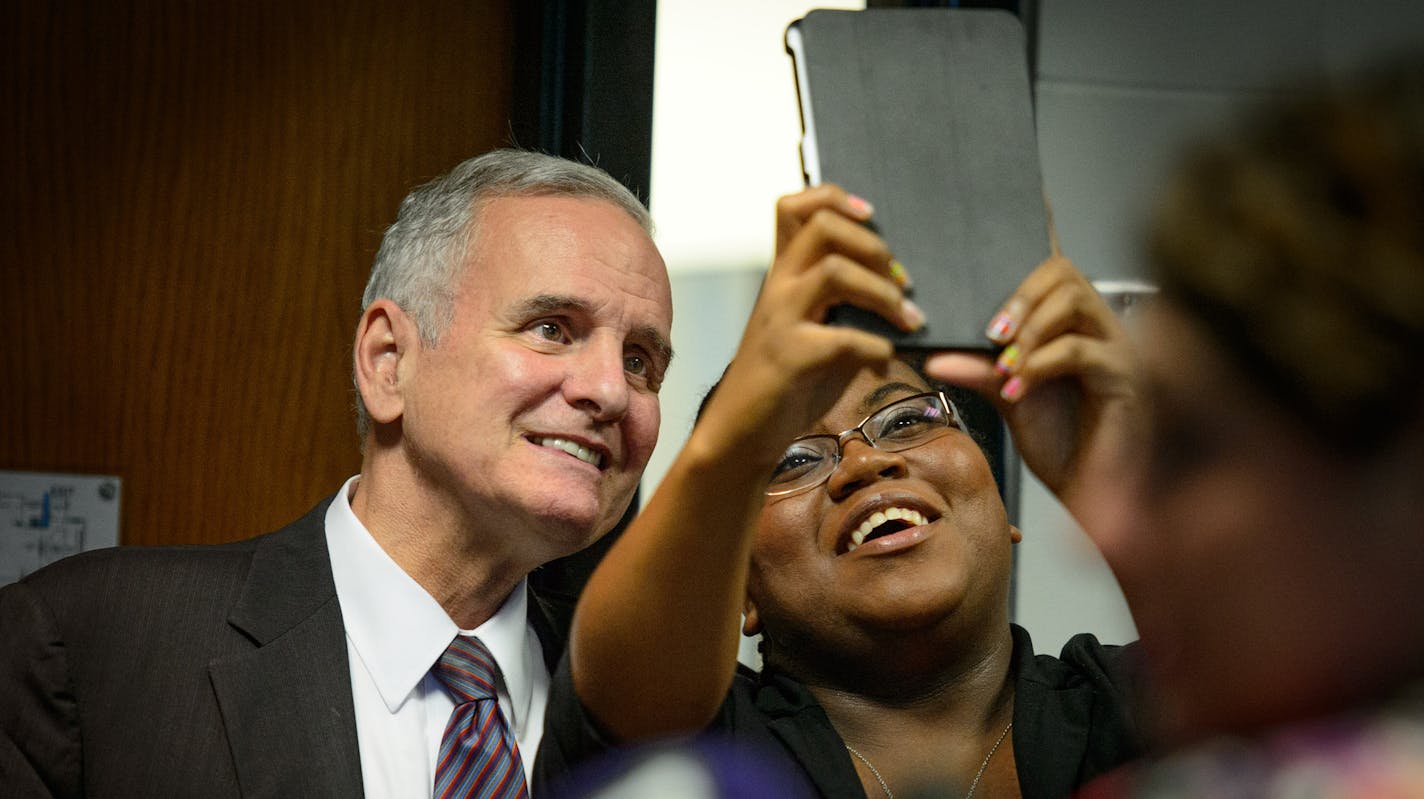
{"left": 844, "top": 720, "right": 1014, "bottom": 799}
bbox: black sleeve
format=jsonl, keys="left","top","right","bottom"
{"left": 531, "top": 648, "right": 628, "bottom": 793}
{"left": 1058, "top": 633, "right": 1148, "bottom": 772}
{"left": 0, "top": 580, "right": 82, "bottom": 798}
{"left": 532, "top": 650, "right": 766, "bottom": 795}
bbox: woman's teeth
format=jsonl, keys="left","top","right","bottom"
{"left": 847, "top": 507, "right": 928, "bottom": 552}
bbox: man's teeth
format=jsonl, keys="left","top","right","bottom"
{"left": 846, "top": 507, "right": 928, "bottom": 552}
{"left": 532, "top": 437, "right": 603, "bottom": 468}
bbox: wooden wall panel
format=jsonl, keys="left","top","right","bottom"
{"left": 1, "top": 2, "right": 515, "bottom": 545}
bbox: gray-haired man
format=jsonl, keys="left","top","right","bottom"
{"left": 1, "top": 150, "right": 674, "bottom": 797}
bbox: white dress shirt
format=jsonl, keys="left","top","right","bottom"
{"left": 325, "top": 476, "right": 550, "bottom": 798}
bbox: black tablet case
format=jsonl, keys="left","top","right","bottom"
{"left": 786, "top": 8, "right": 1049, "bottom": 351}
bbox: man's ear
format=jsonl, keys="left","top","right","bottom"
{"left": 742, "top": 597, "right": 763, "bottom": 637}
{"left": 1009, "top": 524, "right": 1023, "bottom": 545}
{"left": 354, "top": 299, "right": 418, "bottom": 426}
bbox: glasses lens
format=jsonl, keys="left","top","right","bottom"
{"left": 767, "top": 436, "right": 836, "bottom": 495}
{"left": 866, "top": 395, "right": 952, "bottom": 449}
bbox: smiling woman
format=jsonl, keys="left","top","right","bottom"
{"left": 738, "top": 362, "right": 1021, "bottom": 698}
{"left": 533, "top": 185, "right": 1148, "bottom": 799}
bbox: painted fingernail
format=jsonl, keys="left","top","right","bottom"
{"left": 986, "top": 312, "right": 1016, "bottom": 343}
{"left": 847, "top": 194, "right": 875, "bottom": 217}
{"left": 994, "top": 344, "right": 1021, "bottom": 376}
{"left": 888, "top": 259, "right": 913, "bottom": 289}
{"left": 1001, "top": 375, "right": 1024, "bottom": 402}
{"left": 901, "top": 298, "right": 926, "bottom": 330}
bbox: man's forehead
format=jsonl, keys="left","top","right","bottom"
{"left": 479, "top": 195, "right": 666, "bottom": 279}
{"left": 467, "top": 197, "right": 668, "bottom": 290}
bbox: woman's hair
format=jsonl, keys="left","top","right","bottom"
{"left": 1149, "top": 59, "right": 1424, "bottom": 453}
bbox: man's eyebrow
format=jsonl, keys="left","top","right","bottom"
{"left": 515, "top": 293, "right": 590, "bottom": 319}
{"left": 515, "top": 293, "right": 674, "bottom": 368}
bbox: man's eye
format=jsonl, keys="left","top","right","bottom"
{"left": 624, "top": 353, "right": 646, "bottom": 375}
{"left": 534, "top": 321, "right": 564, "bottom": 341}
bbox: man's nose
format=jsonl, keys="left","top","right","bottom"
{"left": 563, "top": 336, "right": 630, "bottom": 421}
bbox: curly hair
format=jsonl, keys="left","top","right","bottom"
{"left": 1149, "top": 59, "right": 1424, "bottom": 453}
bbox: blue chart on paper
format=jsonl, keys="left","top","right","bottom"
{"left": 0, "top": 471, "right": 121, "bottom": 586}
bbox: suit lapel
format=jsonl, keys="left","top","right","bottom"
{"left": 526, "top": 584, "right": 572, "bottom": 671}
{"left": 208, "top": 499, "right": 365, "bottom": 797}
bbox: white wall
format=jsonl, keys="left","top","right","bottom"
{"left": 648, "top": 0, "right": 865, "bottom": 280}
{"left": 647, "top": 1, "right": 1424, "bottom": 659}
{"left": 645, "top": 1, "right": 864, "bottom": 505}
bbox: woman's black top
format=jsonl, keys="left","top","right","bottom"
{"left": 535, "top": 624, "right": 1144, "bottom": 799}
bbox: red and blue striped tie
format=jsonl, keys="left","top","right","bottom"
{"left": 432, "top": 635, "right": 529, "bottom": 799}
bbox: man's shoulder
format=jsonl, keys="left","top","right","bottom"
{"left": 15, "top": 536, "right": 252, "bottom": 602}
{"left": 7, "top": 496, "right": 335, "bottom": 622}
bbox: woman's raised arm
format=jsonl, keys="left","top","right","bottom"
{"left": 568, "top": 185, "right": 920, "bottom": 741}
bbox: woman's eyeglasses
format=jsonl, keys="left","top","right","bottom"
{"left": 766, "top": 391, "right": 964, "bottom": 497}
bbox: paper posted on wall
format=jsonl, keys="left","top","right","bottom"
{"left": 0, "top": 470, "right": 121, "bottom": 587}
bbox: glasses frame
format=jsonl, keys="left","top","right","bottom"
{"left": 765, "top": 390, "right": 964, "bottom": 498}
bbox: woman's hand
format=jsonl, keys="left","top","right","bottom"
{"left": 699, "top": 184, "right": 923, "bottom": 471}
{"left": 924, "top": 255, "right": 1144, "bottom": 513}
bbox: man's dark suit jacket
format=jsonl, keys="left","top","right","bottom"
{"left": 0, "top": 497, "right": 572, "bottom": 798}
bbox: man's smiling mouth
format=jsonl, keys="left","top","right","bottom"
{"left": 529, "top": 436, "right": 605, "bottom": 469}
{"left": 846, "top": 507, "right": 930, "bottom": 553}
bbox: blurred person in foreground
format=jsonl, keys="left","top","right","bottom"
{"left": 1078, "top": 59, "right": 1424, "bottom": 797}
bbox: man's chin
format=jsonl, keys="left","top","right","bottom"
{"left": 525, "top": 503, "right": 622, "bottom": 553}
{"left": 512, "top": 478, "right": 633, "bottom": 545}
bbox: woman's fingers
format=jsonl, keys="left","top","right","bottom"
{"left": 923, "top": 351, "right": 998, "bottom": 395}
{"left": 797, "top": 322, "right": 898, "bottom": 366}
{"left": 995, "top": 281, "right": 1116, "bottom": 376}
{"left": 758, "top": 186, "right": 924, "bottom": 349}
{"left": 980, "top": 255, "right": 1126, "bottom": 401}
{"left": 985, "top": 255, "right": 1084, "bottom": 344}
{"left": 1001, "top": 334, "right": 1135, "bottom": 402}
{"left": 715, "top": 186, "right": 912, "bottom": 442}
{"left": 775, "top": 184, "right": 876, "bottom": 253}
{"left": 774, "top": 186, "right": 912, "bottom": 293}
{"left": 776, "top": 205, "right": 896, "bottom": 280}
{"left": 789, "top": 253, "right": 923, "bottom": 332}
{"left": 736, "top": 253, "right": 918, "bottom": 386}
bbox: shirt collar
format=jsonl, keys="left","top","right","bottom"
{"left": 325, "top": 476, "right": 537, "bottom": 728}
{"left": 462, "top": 572, "right": 535, "bottom": 730}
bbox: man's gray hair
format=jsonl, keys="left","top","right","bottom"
{"left": 353, "top": 149, "right": 653, "bottom": 438}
